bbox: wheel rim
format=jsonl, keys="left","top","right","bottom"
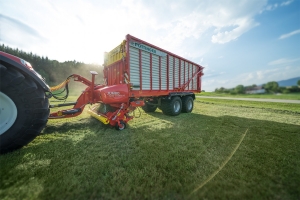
{"left": 174, "top": 101, "right": 181, "bottom": 113}
{"left": 119, "top": 123, "right": 125, "bottom": 131}
{"left": 0, "top": 92, "right": 18, "bottom": 135}
{"left": 187, "top": 99, "right": 193, "bottom": 110}
{"left": 118, "top": 121, "right": 125, "bottom": 130}
{"left": 119, "top": 125, "right": 125, "bottom": 130}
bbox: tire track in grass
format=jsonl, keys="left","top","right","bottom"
{"left": 190, "top": 128, "right": 249, "bottom": 194}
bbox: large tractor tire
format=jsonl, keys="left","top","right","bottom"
{"left": 141, "top": 102, "right": 157, "bottom": 113}
{"left": 160, "top": 96, "right": 182, "bottom": 116}
{"left": 0, "top": 64, "right": 49, "bottom": 154}
{"left": 181, "top": 96, "right": 194, "bottom": 113}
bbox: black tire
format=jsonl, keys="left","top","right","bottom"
{"left": 141, "top": 102, "right": 157, "bottom": 112}
{"left": 160, "top": 96, "right": 182, "bottom": 116}
{"left": 115, "top": 120, "right": 126, "bottom": 130}
{"left": 0, "top": 65, "right": 49, "bottom": 154}
{"left": 181, "top": 96, "right": 194, "bottom": 113}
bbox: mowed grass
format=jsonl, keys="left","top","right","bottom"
{"left": 0, "top": 97, "right": 299, "bottom": 199}
{"left": 198, "top": 92, "right": 300, "bottom": 100}
{"left": 197, "top": 98, "right": 300, "bottom": 113}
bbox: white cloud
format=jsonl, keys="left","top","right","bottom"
{"left": 211, "top": 18, "right": 259, "bottom": 44}
{"left": 265, "top": 3, "right": 278, "bottom": 11}
{"left": 243, "top": 67, "right": 300, "bottom": 84}
{"left": 261, "top": 0, "right": 293, "bottom": 13}
{"left": 281, "top": 0, "right": 294, "bottom": 6}
{"left": 161, "top": 1, "right": 268, "bottom": 45}
{"left": 204, "top": 71, "right": 226, "bottom": 78}
{"left": 279, "top": 29, "right": 300, "bottom": 39}
{"left": 0, "top": 0, "right": 271, "bottom": 63}
{"left": 245, "top": 67, "right": 296, "bottom": 83}
{"left": 268, "top": 58, "right": 300, "bottom": 65}
{"left": 0, "top": 14, "right": 46, "bottom": 50}
{"left": 208, "top": 1, "right": 267, "bottom": 44}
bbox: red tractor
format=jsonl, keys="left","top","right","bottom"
{"left": 0, "top": 34, "right": 204, "bottom": 153}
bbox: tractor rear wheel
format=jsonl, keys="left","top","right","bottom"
{"left": 0, "top": 64, "right": 49, "bottom": 154}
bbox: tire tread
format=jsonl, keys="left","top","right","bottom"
{"left": 160, "top": 97, "right": 182, "bottom": 116}
{"left": 0, "top": 66, "right": 49, "bottom": 154}
{"left": 181, "top": 96, "right": 194, "bottom": 113}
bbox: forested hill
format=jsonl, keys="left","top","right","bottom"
{"left": 0, "top": 44, "right": 104, "bottom": 86}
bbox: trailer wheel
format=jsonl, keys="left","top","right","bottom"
{"left": 181, "top": 96, "right": 194, "bottom": 113}
{"left": 0, "top": 65, "right": 49, "bottom": 154}
{"left": 115, "top": 120, "right": 126, "bottom": 130}
{"left": 141, "top": 102, "right": 157, "bottom": 112}
{"left": 161, "top": 96, "right": 182, "bottom": 116}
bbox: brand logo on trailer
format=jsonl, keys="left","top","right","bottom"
{"left": 129, "top": 41, "right": 167, "bottom": 57}
{"left": 106, "top": 92, "right": 125, "bottom": 97}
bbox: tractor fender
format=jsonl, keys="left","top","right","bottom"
{"left": 0, "top": 51, "right": 50, "bottom": 92}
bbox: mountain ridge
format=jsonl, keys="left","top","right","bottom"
{"left": 277, "top": 77, "right": 300, "bottom": 87}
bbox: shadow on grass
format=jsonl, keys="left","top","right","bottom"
{"left": 42, "top": 117, "right": 113, "bottom": 135}
{"left": 0, "top": 112, "right": 299, "bottom": 200}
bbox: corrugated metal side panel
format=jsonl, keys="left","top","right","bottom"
{"left": 128, "top": 53, "right": 200, "bottom": 91}
{"left": 129, "top": 47, "right": 140, "bottom": 90}
{"left": 188, "top": 63, "right": 193, "bottom": 90}
{"left": 161, "top": 56, "right": 167, "bottom": 90}
{"left": 180, "top": 60, "right": 184, "bottom": 88}
{"left": 187, "top": 63, "right": 198, "bottom": 90}
{"left": 168, "top": 55, "right": 173, "bottom": 89}
{"left": 152, "top": 54, "right": 159, "bottom": 90}
{"left": 193, "top": 65, "right": 198, "bottom": 90}
{"left": 184, "top": 61, "right": 189, "bottom": 90}
{"left": 174, "top": 58, "right": 179, "bottom": 88}
{"left": 127, "top": 34, "right": 202, "bottom": 93}
{"left": 141, "top": 51, "right": 150, "bottom": 90}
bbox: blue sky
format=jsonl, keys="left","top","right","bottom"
{"left": 1, "top": 0, "right": 299, "bottom": 91}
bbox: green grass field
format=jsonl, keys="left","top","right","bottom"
{"left": 197, "top": 98, "right": 300, "bottom": 113}
{"left": 198, "top": 92, "right": 300, "bottom": 100}
{"left": 0, "top": 97, "right": 299, "bottom": 199}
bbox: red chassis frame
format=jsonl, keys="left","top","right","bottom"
{"left": 48, "top": 71, "right": 144, "bottom": 128}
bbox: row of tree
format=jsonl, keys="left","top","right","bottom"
{"left": 215, "top": 84, "right": 263, "bottom": 94}
{"left": 0, "top": 44, "right": 104, "bottom": 86}
{"left": 263, "top": 81, "right": 300, "bottom": 93}
{"left": 215, "top": 81, "right": 300, "bottom": 94}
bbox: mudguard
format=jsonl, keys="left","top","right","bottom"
{"left": 0, "top": 51, "right": 50, "bottom": 92}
